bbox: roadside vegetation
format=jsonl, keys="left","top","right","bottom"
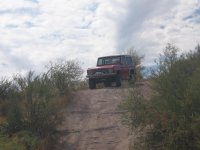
{"left": 125, "top": 47, "right": 145, "bottom": 82}
{"left": 120, "top": 44, "right": 200, "bottom": 150}
{"left": 0, "top": 59, "right": 83, "bottom": 150}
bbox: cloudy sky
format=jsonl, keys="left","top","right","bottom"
{"left": 0, "top": 0, "right": 200, "bottom": 77}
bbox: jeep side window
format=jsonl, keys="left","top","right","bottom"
{"left": 105, "top": 58, "right": 111, "bottom": 65}
{"left": 121, "top": 56, "right": 126, "bottom": 64}
{"left": 125, "top": 56, "right": 128, "bottom": 65}
{"left": 97, "top": 58, "right": 103, "bottom": 66}
{"left": 112, "top": 57, "right": 120, "bottom": 64}
{"left": 126, "top": 56, "right": 133, "bottom": 65}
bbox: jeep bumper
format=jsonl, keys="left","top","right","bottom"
{"left": 86, "top": 73, "right": 117, "bottom": 79}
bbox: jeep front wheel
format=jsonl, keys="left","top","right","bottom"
{"left": 89, "top": 79, "right": 96, "bottom": 89}
{"left": 104, "top": 81, "right": 111, "bottom": 87}
{"left": 116, "top": 74, "right": 121, "bottom": 87}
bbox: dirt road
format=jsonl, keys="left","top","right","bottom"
{"left": 58, "top": 87, "right": 131, "bottom": 150}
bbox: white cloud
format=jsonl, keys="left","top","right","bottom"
{"left": 117, "top": 0, "right": 200, "bottom": 65}
{"left": 0, "top": 0, "right": 200, "bottom": 77}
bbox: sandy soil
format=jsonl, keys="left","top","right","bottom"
{"left": 58, "top": 81, "right": 150, "bottom": 150}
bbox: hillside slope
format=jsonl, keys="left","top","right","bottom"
{"left": 58, "top": 81, "right": 150, "bottom": 150}
{"left": 59, "top": 87, "right": 131, "bottom": 150}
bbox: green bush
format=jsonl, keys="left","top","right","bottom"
{"left": 148, "top": 44, "right": 200, "bottom": 149}
{"left": 0, "top": 131, "right": 39, "bottom": 150}
{"left": 0, "top": 100, "right": 8, "bottom": 116}
{"left": 0, "top": 134, "right": 25, "bottom": 150}
{"left": 119, "top": 88, "right": 148, "bottom": 129}
{"left": 0, "top": 71, "right": 63, "bottom": 149}
{"left": 0, "top": 79, "right": 12, "bottom": 101}
{"left": 46, "top": 59, "right": 83, "bottom": 95}
{"left": 5, "top": 100, "right": 22, "bottom": 134}
{"left": 0, "top": 59, "right": 84, "bottom": 149}
{"left": 0, "top": 79, "right": 20, "bottom": 116}
{"left": 126, "top": 47, "right": 145, "bottom": 81}
{"left": 15, "top": 71, "right": 63, "bottom": 138}
{"left": 16, "top": 131, "right": 39, "bottom": 150}
{"left": 120, "top": 44, "right": 200, "bottom": 150}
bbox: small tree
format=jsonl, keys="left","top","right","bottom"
{"left": 125, "top": 47, "right": 144, "bottom": 81}
{"left": 46, "top": 59, "right": 83, "bottom": 95}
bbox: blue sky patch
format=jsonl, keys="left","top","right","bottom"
{"left": 194, "top": 7, "right": 200, "bottom": 15}
{"left": 5, "top": 24, "right": 19, "bottom": 28}
{"left": 184, "top": 15, "right": 193, "bottom": 20}
{"left": 24, "top": 21, "right": 35, "bottom": 28}
{"left": 86, "top": 2, "right": 98, "bottom": 12}
{"left": 27, "top": 0, "right": 39, "bottom": 3}
{"left": 183, "top": 7, "right": 200, "bottom": 23}
{"left": 0, "top": 7, "right": 41, "bottom": 17}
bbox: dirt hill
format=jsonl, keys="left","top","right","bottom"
{"left": 58, "top": 81, "right": 150, "bottom": 150}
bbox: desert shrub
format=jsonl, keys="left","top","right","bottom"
{"left": 5, "top": 100, "right": 23, "bottom": 134}
{"left": 16, "top": 131, "right": 39, "bottom": 150}
{"left": 74, "top": 78, "right": 88, "bottom": 90}
{"left": 0, "top": 134, "right": 25, "bottom": 150}
{"left": 126, "top": 47, "right": 145, "bottom": 81}
{"left": 0, "top": 59, "right": 84, "bottom": 149}
{"left": 0, "top": 71, "right": 64, "bottom": 149}
{"left": 0, "top": 79, "right": 20, "bottom": 115}
{"left": 119, "top": 88, "right": 148, "bottom": 129}
{"left": 46, "top": 59, "right": 83, "bottom": 95}
{"left": 14, "top": 71, "right": 63, "bottom": 138}
{"left": 120, "top": 44, "right": 200, "bottom": 150}
{"left": 0, "top": 79, "right": 12, "bottom": 101}
{"left": 0, "top": 101, "right": 8, "bottom": 116}
{"left": 0, "top": 130, "right": 40, "bottom": 150}
{"left": 149, "top": 44, "right": 200, "bottom": 149}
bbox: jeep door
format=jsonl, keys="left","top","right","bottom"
{"left": 120, "top": 56, "right": 129, "bottom": 79}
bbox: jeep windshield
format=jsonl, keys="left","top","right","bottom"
{"left": 97, "top": 56, "right": 121, "bottom": 66}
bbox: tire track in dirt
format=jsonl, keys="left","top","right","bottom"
{"left": 58, "top": 88, "right": 131, "bottom": 150}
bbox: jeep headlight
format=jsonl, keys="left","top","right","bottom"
{"left": 87, "top": 70, "right": 93, "bottom": 75}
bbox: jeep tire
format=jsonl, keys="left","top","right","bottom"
{"left": 116, "top": 74, "right": 121, "bottom": 87}
{"left": 89, "top": 79, "right": 96, "bottom": 89}
{"left": 104, "top": 81, "right": 111, "bottom": 87}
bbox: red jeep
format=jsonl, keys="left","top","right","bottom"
{"left": 87, "top": 55, "right": 135, "bottom": 89}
